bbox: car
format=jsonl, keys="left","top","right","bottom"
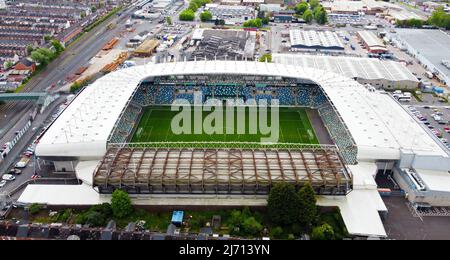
{"left": 438, "top": 121, "right": 447, "bottom": 125}
{"left": 445, "top": 127, "right": 450, "bottom": 133}
{"left": 9, "top": 169, "right": 21, "bottom": 175}
{"left": 424, "top": 106, "right": 431, "bottom": 109}
{"left": 0, "top": 180, "right": 7, "bottom": 188}
{"left": 2, "top": 174, "right": 15, "bottom": 181}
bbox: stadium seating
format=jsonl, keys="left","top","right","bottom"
{"left": 214, "top": 86, "right": 237, "bottom": 97}
{"left": 277, "top": 88, "right": 295, "bottom": 106}
{"left": 155, "top": 86, "right": 175, "bottom": 104}
{"left": 297, "top": 88, "right": 312, "bottom": 106}
{"left": 318, "top": 104, "right": 357, "bottom": 164}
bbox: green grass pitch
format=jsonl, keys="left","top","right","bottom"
{"left": 131, "top": 106, "right": 319, "bottom": 145}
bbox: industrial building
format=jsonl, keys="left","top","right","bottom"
{"left": 133, "top": 39, "right": 160, "bottom": 57}
{"left": 289, "top": 30, "right": 345, "bottom": 51}
{"left": 393, "top": 29, "right": 450, "bottom": 86}
{"left": 189, "top": 29, "right": 256, "bottom": 61}
{"left": 205, "top": 4, "right": 255, "bottom": 24}
{"left": 272, "top": 53, "right": 420, "bottom": 89}
{"left": 357, "top": 31, "right": 388, "bottom": 54}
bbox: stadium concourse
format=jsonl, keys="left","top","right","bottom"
{"left": 17, "top": 61, "right": 450, "bottom": 238}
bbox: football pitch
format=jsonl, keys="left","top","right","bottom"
{"left": 131, "top": 106, "right": 319, "bottom": 145}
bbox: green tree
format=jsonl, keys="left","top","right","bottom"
{"left": 259, "top": 53, "right": 272, "bottom": 62}
{"left": 295, "top": 2, "right": 309, "bottom": 15}
{"left": 29, "top": 203, "right": 42, "bottom": 215}
{"left": 4, "top": 60, "right": 14, "bottom": 69}
{"left": 241, "top": 217, "right": 263, "bottom": 236}
{"left": 314, "top": 6, "right": 328, "bottom": 25}
{"left": 309, "top": 0, "right": 320, "bottom": 10}
{"left": 111, "top": 189, "right": 133, "bottom": 219}
{"left": 26, "top": 44, "right": 34, "bottom": 54}
{"left": 31, "top": 48, "right": 55, "bottom": 65}
{"left": 44, "top": 35, "right": 52, "bottom": 42}
{"left": 311, "top": 223, "right": 335, "bottom": 240}
{"left": 302, "top": 9, "right": 313, "bottom": 23}
{"left": 269, "top": 226, "right": 284, "bottom": 239}
{"left": 298, "top": 183, "right": 317, "bottom": 229}
{"left": 51, "top": 40, "right": 65, "bottom": 54}
{"left": 428, "top": 7, "right": 450, "bottom": 29}
{"left": 188, "top": 1, "right": 199, "bottom": 12}
{"left": 166, "top": 16, "right": 172, "bottom": 25}
{"left": 91, "top": 5, "right": 97, "bottom": 12}
{"left": 243, "top": 18, "right": 263, "bottom": 28}
{"left": 200, "top": 10, "right": 212, "bottom": 22}
{"left": 179, "top": 9, "right": 195, "bottom": 21}
{"left": 267, "top": 183, "right": 300, "bottom": 226}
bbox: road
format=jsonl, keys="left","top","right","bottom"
{"left": 0, "top": 4, "right": 137, "bottom": 133}
{"left": 0, "top": 4, "right": 138, "bottom": 194}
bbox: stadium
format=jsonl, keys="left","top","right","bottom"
{"left": 19, "top": 61, "right": 450, "bottom": 237}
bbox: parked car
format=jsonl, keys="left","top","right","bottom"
{"left": 0, "top": 180, "right": 7, "bottom": 188}
{"left": 2, "top": 174, "right": 15, "bottom": 181}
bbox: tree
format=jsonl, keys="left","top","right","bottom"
{"left": 31, "top": 48, "right": 55, "bottom": 65}
{"left": 267, "top": 183, "right": 300, "bottom": 226}
{"left": 428, "top": 7, "right": 450, "bottom": 30}
{"left": 269, "top": 226, "right": 284, "bottom": 239}
{"left": 166, "top": 16, "right": 172, "bottom": 25}
{"left": 51, "top": 40, "right": 65, "bottom": 54}
{"left": 309, "top": 0, "right": 320, "bottom": 10}
{"left": 26, "top": 45, "right": 34, "bottom": 54}
{"left": 44, "top": 35, "right": 52, "bottom": 43}
{"left": 200, "top": 10, "right": 212, "bottom": 22}
{"left": 314, "top": 6, "right": 328, "bottom": 25}
{"left": 179, "top": 9, "right": 195, "bottom": 21}
{"left": 29, "top": 203, "right": 42, "bottom": 215}
{"left": 3, "top": 60, "right": 14, "bottom": 69}
{"left": 311, "top": 223, "right": 335, "bottom": 240}
{"left": 111, "top": 189, "right": 133, "bottom": 219}
{"left": 295, "top": 2, "right": 309, "bottom": 15}
{"left": 298, "top": 183, "right": 317, "bottom": 229}
{"left": 302, "top": 9, "right": 313, "bottom": 23}
{"left": 243, "top": 18, "right": 263, "bottom": 28}
{"left": 91, "top": 5, "right": 97, "bottom": 13}
{"left": 241, "top": 217, "right": 263, "bottom": 236}
{"left": 259, "top": 53, "right": 272, "bottom": 62}
{"left": 188, "top": 1, "right": 199, "bottom": 12}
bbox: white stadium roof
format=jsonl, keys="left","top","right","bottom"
{"left": 36, "top": 61, "right": 444, "bottom": 162}
{"left": 323, "top": 85, "right": 449, "bottom": 160}
{"left": 272, "top": 53, "right": 419, "bottom": 83}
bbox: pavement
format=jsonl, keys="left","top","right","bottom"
{"left": 383, "top": 196, "right": 450, "bottom": 240}
{"left": 0, "top": 97, "right": 66, "bottom": 197}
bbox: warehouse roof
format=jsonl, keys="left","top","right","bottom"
{"left": 357, "top": 30, "right": 386, "bottom": 48}
{"left": 290, "top": 30, "right": 344, "bottom": 50}
{"left": 272, "top": 53, "right": 419, "bottom": 83}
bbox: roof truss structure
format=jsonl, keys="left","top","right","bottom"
{"left": 94, "top": 146, "right": 353, "bottom": 195}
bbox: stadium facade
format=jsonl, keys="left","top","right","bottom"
{"left": 18, "top": 61, "right": 450, "bottom": 238}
